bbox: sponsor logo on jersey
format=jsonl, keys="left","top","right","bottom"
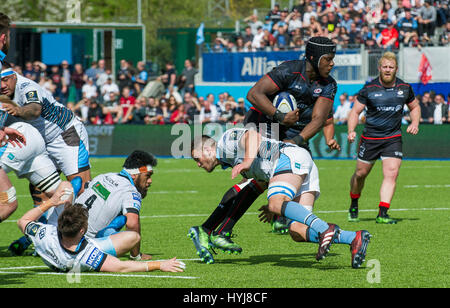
{"left": 295, "top": 162, "right": 301, "bottom": 169}
{"left": 132, "top": 192, "right": 141, "bottom": 202}
{"left": 92, "top": 182, "right": 111, "bottom": 200}
{"left": 7, "top": 153, "right": 14, "bottom": 160}
{"left": 25, "top": 90, "right": 39, "bottom": 103}
{"left": 26, "top": 222, "right": 40, "bottom": 237}
{"left": 86, "top": 248, "right": 104, "bottom": 269}
{"left": 19, "top": 82, "right": 30, "bottom": 90}
{"left": 39, "top": 227, "right": 47, "bottom": 240}
{"left": 313, "top": 88, "right": 322, "bottom": 94}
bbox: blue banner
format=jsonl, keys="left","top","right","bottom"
{"left": 202, "top": 51, "right": 303, "bottom": 82}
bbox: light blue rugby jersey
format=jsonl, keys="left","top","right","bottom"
{"left": 216, "top": 128, "right": 294, "bottom": 182}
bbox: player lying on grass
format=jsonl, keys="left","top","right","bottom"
{"left": 74, "top": 150, "right": 156, "bottom": 261}
{"left": 17, "top": 181, "right": 185, "bottom": 273}
{"left": 191, "top": 128, "right": 371, "bottom": 268}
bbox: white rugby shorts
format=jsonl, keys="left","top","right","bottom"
{"left": 269, "top": 146, "right": 320, "bottom": 200}
{"left": 0, "top": 122, "right": 60, "bottom": 191}
{"left": 46, "top": 119, "right": 90, "bottom": 176}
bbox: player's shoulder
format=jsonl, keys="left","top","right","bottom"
{"left": 15, "top": 73, "right": 41, "bottom": 92}
{"left": 361, "top": 78, "right": 383, "bottom": 91}
{"left": 319, "top": 74, "right": 337, "bottom": 87}
{"left": 272, "top": 59, "right": 305, "bottom": 75}
{"left": 395, "top": 77, "right": 412, "bottom": 89}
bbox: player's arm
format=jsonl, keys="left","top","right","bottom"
{"left": 17, "top": 182, "right": 73, "bottom": 233}
{"left": 406, "top": 98, "right": 420, "bottom": 135}
{"left": 124, "top": 212, "right": 150, "bottom": 260}
{"left": 291, "top": 96, "right": 334, "bottom": 146}
{"left": 247, "top": 75, "right": 299, "bottom": 126}
{"left": 322, "top": 117, "right": 341, "bottom": 151}
{"left": 3, "top": 102, "right": 42, "bottom": 120}
{"left": 231, "top": 129, "right": 262, "bottom": 179}
{"left": 99, "top": 255, "right": 185, "bottom": 273}
{"left": 347, "top": 98, "right": 366, "bottom": 143}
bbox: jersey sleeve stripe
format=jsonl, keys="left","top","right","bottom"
{"left": 266, "top": 74, "right": 280, "bottom": 90}
{"left": 318, "top": 96, "right": 334, "bottom": 102}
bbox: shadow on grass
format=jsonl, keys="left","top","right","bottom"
{"left": 352, "top": 217, "right": 419, "bottom": 223}
{"left": 197, "top": 252, "right": 346, "bottom": 270}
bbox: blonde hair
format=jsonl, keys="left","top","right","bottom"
{"left": 378, "top": 52, "right": 398, "bottom": 68}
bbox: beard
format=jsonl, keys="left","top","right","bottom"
{"left": 380, "top": 72, "right": 396, "bottom": 84}
{"left": 137, "top": 186, "right": 148, "bottom": 199}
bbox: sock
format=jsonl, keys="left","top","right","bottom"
{"left": 215, "top": 180, "right": 264, "bottom": 235}
{"left": 378, "top": 202, "right": 390, "bottom": 217}
{"left": 281, "top": 201, "right": 329, "bottom": 234}
{"left": 350, "top": 192, "right": 360, "bottom": 209}
{"left": 307, "top": 228, "right": 356, "bottom": 244}
{"left": 202, "top": 185, "right": 240, "bottom": 234}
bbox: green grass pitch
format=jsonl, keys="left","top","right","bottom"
{"left": 0, "top": 157, "right": 449, "bottom": 288}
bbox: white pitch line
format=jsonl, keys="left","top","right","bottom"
{"left": 0, "top": 270, "right": 198, "bottom": 279}
{"left": 3, "top": 207, "right": 450, "bottom": 224}
{"left": 404, "top": 184, "right": 450, "bottom": 188}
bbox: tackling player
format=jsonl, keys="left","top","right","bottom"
{"left": 17, "top": 181, "right": 185, "bottom": 273}
{"left": 187, "top": 37, "right": 341, "bottom": 263}
{"left": 74, "top": 150, "right": 156, "bottom": 261}
{"left": 0, "top": 62, "right": 91, "bottom": 199}
{"left": 347, "top": 52, "right": 421, "bottom": 224}
{"left": 191, "top": 128, "right": 371, "bottom": 268}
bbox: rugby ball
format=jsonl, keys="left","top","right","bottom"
{"left": 273, "top": 92, "right": 296, "bottom": 113}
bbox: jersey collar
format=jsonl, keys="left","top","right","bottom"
{"left": 118, "top": 169, "right": 136, "bottom": 187}
{"left": 216, "top": 147, "right": 232, "bottom": 169}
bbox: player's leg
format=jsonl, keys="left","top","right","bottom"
{"left": 209, "top": 179, "right": 266, "bottom": 254}
{"left": 288, "top": 191, "right": 371, "bottom": 268}
{"left": 0, "top": 168, "right": 17, "bottom": 222}
{"left": 349, "top": 137, "right": 378, "bottom": 222}
{"left": 188, "top": 179, "right": 265, "bottom": 262}
{"left": 268, "top": 174, "right": 339, "bottom": 261}
{"left": 92, "top": 230, "right": 140, "bottom": 257}
{"left": 348, "top": 159, "right": 374, "bottom": 222}
{"left": 376, "top": 157, "right": 402, "bottom": 224}
{"left": 47, "top": 121, "right": 91, "bottom": 196}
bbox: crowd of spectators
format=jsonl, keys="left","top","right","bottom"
{"left": 10, "top": 58, "right": 248, "bottom": 126}
{"left": 209, "top": 0, "right": 450, "bottom": 53}
{"left": 333, "top": 91, "right": 450, "bottom": 124}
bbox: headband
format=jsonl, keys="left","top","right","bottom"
{"left": 1, "top": 68, "right": 14, "bottom": 78}
{"left": 123, "top": 165, "right": 153, "bottom": 175}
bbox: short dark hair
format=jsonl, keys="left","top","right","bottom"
{"left": 123, "top": 150, "right": 157, "bottom": 169}
{"left": 0, "top": 13, "right": 11, "bottom": 35}
{"left": 191, "top": 135, "right": 215, "bottom": 154}
{"left": 58, "top": 204, "right": 89, "bottom": 238}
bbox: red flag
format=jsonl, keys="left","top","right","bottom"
{"left": 418, "top": 53, "right": 432, "bottom": 85}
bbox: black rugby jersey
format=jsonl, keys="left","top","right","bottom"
{"left": 357, "top": 77, "right": 415, "bottom": 138}
{"left": 249, "top": 59, "right": 336, "bottom": 137}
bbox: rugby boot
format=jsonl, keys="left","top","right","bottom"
{"left": 348, "top": 206, "right": 360, "bottom": 222}
{"left": 350, "top": 230, "right": 372, "bottom": 268}
{"left": 187, "top": 226, "right": 215, "bottom": 264}
{"left": 270, "top": 215, "right": 290, "bottom": 234}
{"left": 210, "top": 231, "right": 242, "bottom": 254}
{"left": 8, "top": 236, "right": 32, "bottom": 256}
{"left": 316, "top": 223, "right": 340, "bottom": 261}
{"left": 375, "top": 214, "right": 397, "bottom": 224}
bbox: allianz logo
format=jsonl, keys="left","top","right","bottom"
{"left": 241, "top": 57, "right": 285, "bottom": 76}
